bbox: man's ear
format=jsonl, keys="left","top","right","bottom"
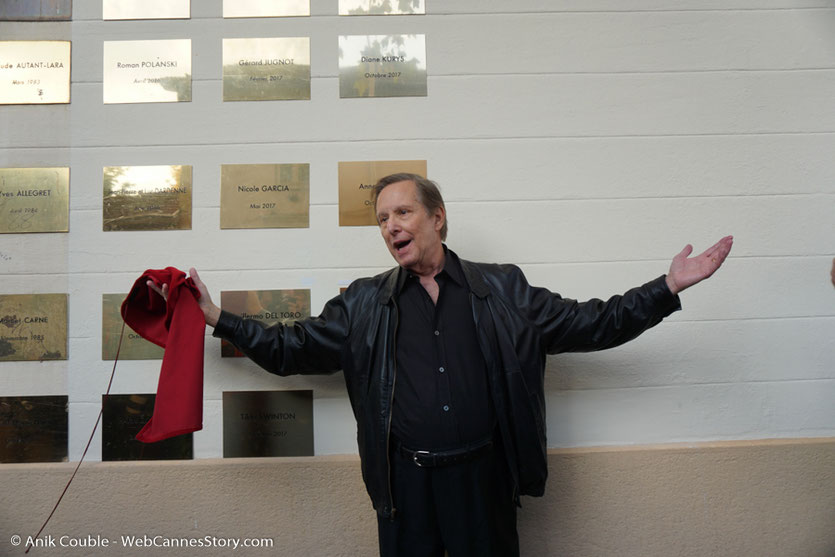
{"left": 434, "top": 206, "right": 446, "bottom": 232}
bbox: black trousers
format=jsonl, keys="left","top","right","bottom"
{"left": 377, "top": 440, "right": 519, "bottom": 557}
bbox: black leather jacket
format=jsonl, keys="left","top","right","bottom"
{"left": 213, "top": 250, "right": 681, "bottom": 518}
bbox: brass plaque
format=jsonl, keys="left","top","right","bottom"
{"left": 102, "top": 394, "right": 193, "bottom": 460}
{"left": 103, "top": 165, "right": 192, "bottom": 231}
{"left": 101, "top": 294, "right": 164, "bottom": 360}
{"left": 223, "top": 37, "right": 310, "bottom": 101}
{"left": 220, "top": 289, "right": 310, "bottom": 357}
{"left": 0, "top": 167, "right": 69, "bottom": 234}
{"left": 102, "top": 39, "right": 191, "bottom": 104}
{"left": 0, "top": 396, "right": 68, "bottom": 463}
{"left": 223, "top": 390, "right": 313, "bottom": 457}
{"left": 0, "top": 41, "right": 71, "bottom": 105}
{"left": 338, "top": 34, "right": 426, "bottom": 98}
{"left": 339, "top": 0, "right": 425, "bottom": 15}
{"left": 223, "top": 0, "right": 309, "bottom": 18}
{"left": 0, "top": 0, "right": 72, "bottom": 21}
{"left": 338, "top": 160, "right": 427, "bottom": 226}
{"left": 103, "top": 0, "right": 189, "bottom": 20}
{"left": 220, "top": 163, "right": 309, "bottom": 229}
{"left": 0, "top": 293, "right": 67, "bottom": 361}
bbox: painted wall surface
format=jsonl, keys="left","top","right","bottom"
{"left": 0, "top": 1, "right": 833, "bottom": 465}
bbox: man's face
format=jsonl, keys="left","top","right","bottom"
{"left": 375, "top": 180, "right": 445, "bottom": 273}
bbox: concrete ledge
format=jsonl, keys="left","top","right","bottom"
{"left": 2, "top": 438, "right": 834, "bottom": 556}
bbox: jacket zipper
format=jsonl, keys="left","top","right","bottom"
{"left": 474, "top": 293, "right": 520, "bottom": 509}
{"left": 385, "top": 302, "right": 399, "bottom": 518}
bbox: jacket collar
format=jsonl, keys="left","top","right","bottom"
{"left": 459, "top": 256, "right": 490, "bottom": 299}
{"left": 376, "top": 245, "right": 490, "bottom": 303}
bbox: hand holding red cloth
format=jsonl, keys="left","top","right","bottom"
{"left": 121, "top": 267, "right": 205, "bottom": 443}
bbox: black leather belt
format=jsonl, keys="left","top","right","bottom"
{"left": 395, "top": 437, "right": 493, "bottom": 468}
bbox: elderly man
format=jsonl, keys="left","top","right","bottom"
{"left": 151, "top": 173, "right": 733, "bottom": 556}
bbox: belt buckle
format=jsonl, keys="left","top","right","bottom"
{"left": 413, "top": 450, "right": 431, "bottom": 467}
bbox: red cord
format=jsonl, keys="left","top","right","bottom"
{"left": 25, "top": 319, "right": 126, "bottom": 554}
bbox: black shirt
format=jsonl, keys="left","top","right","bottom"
{"left": 390, "top": 248, "right": 495, "bottom": 450}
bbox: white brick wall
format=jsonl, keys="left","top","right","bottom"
{"left": 1, "top": 0, "right": 833, "bottom": 461}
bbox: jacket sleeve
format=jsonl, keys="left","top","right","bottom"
{"left": 211, "top": 294, "right": 349, "bottom": 376}
{"left": 504, "top": 266, "right": 682, "bottom": 355}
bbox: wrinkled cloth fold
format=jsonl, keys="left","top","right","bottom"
{"left": 121, "top": 267, "right": 205, "bottom": 443}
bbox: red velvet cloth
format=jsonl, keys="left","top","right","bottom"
{"left": 121, "top": 267, "right": 205, "bottom": 443}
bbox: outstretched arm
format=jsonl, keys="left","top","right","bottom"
{"left": 665, "top": 236, "right": 734, "bottom": 295}
{"left": 146, "top": 267, "right": 221, "bottom": 327}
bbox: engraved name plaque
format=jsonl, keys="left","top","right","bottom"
{"left": 220, "top": 163, "right": 309, "bottom": 228}
{"left": 102, "top": 394, "right": 193, "bottom": 461}
{"left": 339, "top": 0, "right": 425, "bottom": 15}
{"left": 223, "top": 390, "right": 313, "bottom": 457}
{"left": 0, "top": 41, "right": 71, "bottom": 104}
{"left": 103, "top": 165, "right": 192, "bottom": 231}
{"left": 223, "top": 0, "right": 309, "bottom": 18}
{"left": 103, "top": 39, "right": 191, "bottom": 104}
{"left": 338, "top": 34, "right": 426, "bottom": 98}
{"left": 220, "top": 289, "right": 310, "bottom": 357}
{"left": 0, "top": 396, "right": 68, "bottom": 463}
{"left": 338, "top": 160, "right": 427, "bottom": 226}
{"left": 103, "top": 0, "right": 189, "bottom": 20}
{"left": 223, "top": 37, "right": 310, "bottom": 101}
{"left": 102, "top": 294, "right": 164, "bottom": 360}
{"left": 0, "top": 0, "right": 72, "bottom": 21}
{"left": 0, "top": 167, "right": 69, "bottom": 234}
{"left": 0, "top": 293, "right": 67, "bottom": 361}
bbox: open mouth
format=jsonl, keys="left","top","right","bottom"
{"left": 393, "top": 239, "right": 411, "bottom": 252}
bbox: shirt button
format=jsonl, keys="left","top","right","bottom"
{"left": 434, "top": 330, "right": 440, "bottom": 336}
{"left": 439, "top": 367, "right": 445, "bottom": 373}
{"left": 443, "top": 405, "right": 449, "bottom": 412}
